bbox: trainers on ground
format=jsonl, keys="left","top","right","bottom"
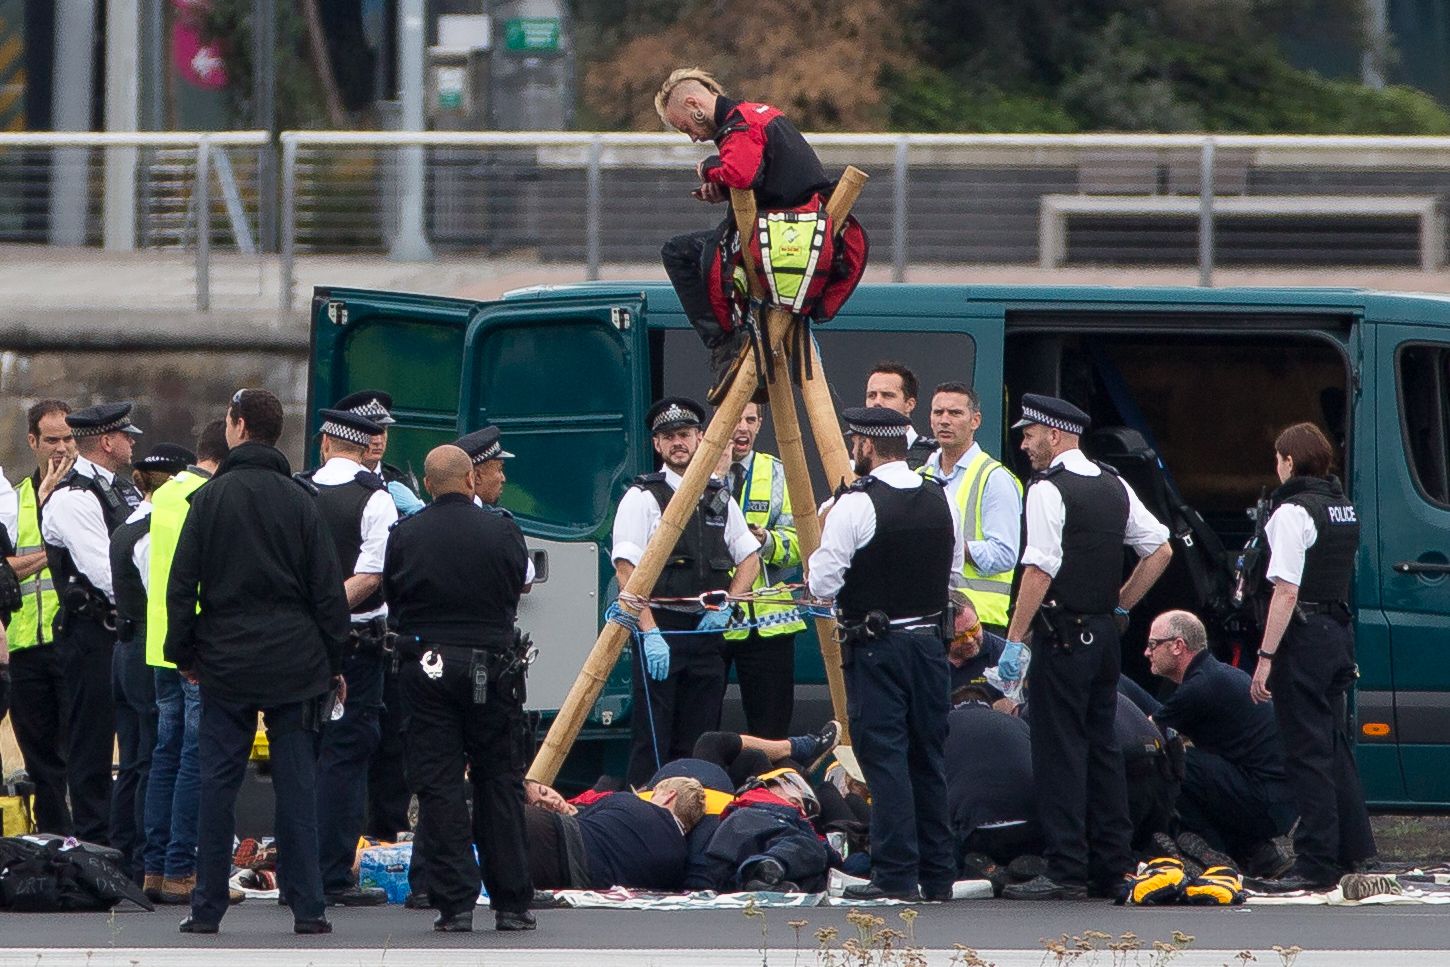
{"left": 1006, "top": 855, "right": 1046, "bottom": 882}
{"left": 1339, "top": 872, "right": 1403, "bottom": 902}
{"left": 1244, "top": 839, "right": 1295, "bottom": 880}
{"left": 1002, "top": 874, "right": 1088, "bottom": 901}
{"left": 159, "top": 873, "right": 197, "bottom": 905}
{"left": 1176, "top": 831, "right": 1237, "bottom": 873}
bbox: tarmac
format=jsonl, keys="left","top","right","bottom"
{"left": 3, "top": 896, "right": 1450, "bottom": 966}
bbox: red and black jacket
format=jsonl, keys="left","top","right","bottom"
{"left": 701, "top": 97, "right": 831, "bottom": 211}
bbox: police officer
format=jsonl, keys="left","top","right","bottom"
{"left": 332, "top": 391, "right": 419, "bottom": 844}
{"left": 336, "top": 389, "right": 425, "bottom": 516}
{"left": 1000, "top": 394, "right": 1171, "bottom": 901}
{"left": 1249, "top": 422, "right": 1376, "bottom": 891}
{"left": 109, "top": 443, "right": 192, "bottom": 881}
{"left": 865, "top": 362, "right": 937, "bottom": 469}
{"left": 308, "top": 407, "right": 398, "bottom": 906}
{"left": 1146, "top": 609, "right": 1295, "bottom": 878}
{"left": 166, "top": 388, "right": 349, "bottom": 935}
{"left": 718, "top": 401, "right": 805, "bottom": 738}
{"left": 455, "top": 425, "right": 536, "bottom": 589}
{"left": 807, "top": 405, "right": 963, "bottom": 902}
{"left": 42, "top": 401, "right": 143, "bottom": 846}
{"left": 383, "top": 444, "right": 535, "bottom": 933}
{"left": 612, "top": 397, "right": 760, "bottom": 788}
{"left": 921, "top": 382, "right": 1023, "bottom": 635}
{"left": 5, "top": 399, "right": 76, "bottom": 834}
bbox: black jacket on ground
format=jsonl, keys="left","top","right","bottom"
{"left": 164, "top": 441, "right": 350, "bottom": 706}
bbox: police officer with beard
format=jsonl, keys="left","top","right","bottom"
{"left": 612, "top": 398, "right": 760, "bottom": 788}
{"left": 1001, "top": 394, "right": 1171, "bottom": 902}
{"left": 808, "top": 406, "right": 964, "bottom": 902}
{"left": 1250, "top": 422, "right": 1376, "bottom": 891}
{"left": 383, "top": 444, "right": 535, "bottom": 933}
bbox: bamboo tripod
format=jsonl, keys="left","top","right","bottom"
{"left": 528, "top": 168, "right": 869, "bottom": 785}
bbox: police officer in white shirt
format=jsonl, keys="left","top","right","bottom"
{"left": 808, "top": 405, "right": 964, "bottom": 902}
{"left": 612, "top": 397, "right": 760, "bottom": 787}
{"left": 454, "top": 426, "right": 535, "bottom": 590}
{"left": 306, "top": 407, "right": 398, "bottom": 906}
{"left": 42, "top": 401, "right": 144, "bottom": 846}
{"left": 1000, "top": 394, "right": 1172, "bottom": 902}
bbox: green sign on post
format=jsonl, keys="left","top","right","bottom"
{"left": 503, "top": 17, "right": 560, "bottom": 52}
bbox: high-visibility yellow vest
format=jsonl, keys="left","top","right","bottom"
{"left": 9, "top": 477, "right": 60, "bottom": 651}
{"left": 725, "top": 452, "right": 807, "bottom": 639}
{"left": 923, "top": 448, "right": 1022, "bottom": 628}
{"left": 146, "top": 469, "right": 208, "bottom": 668}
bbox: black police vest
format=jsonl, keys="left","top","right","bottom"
{"left": 634, "top": 474, "right": 735, "bottom": 600}
{"left": 905, "top": 435, "right": 939, "bottom": 471}
{"left": 837, "top": 476, "right": 954, "bottom": 621}
{"left": 1271, "top": 475, "right": 1358, "bottom": 604}
{"left": 47, "top": 469, "right": 142, "bottom": 603}
{"left": 1037, "top": 463, "right": 1129, "bottom": 614}
{"left": 313, "top": 470, "right": 387, "bottom": 615}
{"left": 109, "top": 514, "right": 151, "bottom": 629}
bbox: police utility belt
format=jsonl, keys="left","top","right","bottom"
{"left": 839, "top": 609, "right": 948, "bottom": 645}
{"left": 1296, "top": 600, "right": 1352, "bottom": 625}
{"left": 346, "top": 616, "right": 391, "bottom": 657}
{"left": 58, "top": 579, "right": 117, "bottom": 633}
{"left": 397, "top": 629, "right": 537, "bottom": 706}
{"left": 1033, "top": 599, "right": 1104, "bottom": 654}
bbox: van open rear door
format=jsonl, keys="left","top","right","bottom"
{"left": 309, "top": 288, "right": 652, "bottom": 737}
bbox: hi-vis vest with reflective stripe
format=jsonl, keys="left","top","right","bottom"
{"left": 10, "top": 476, "right": 60, "bottom": 651}
{"left": 726, "top": 452, "right": 806, "bottom": 639}
{"left": 146, "top": 469, "right": 208, "bottom": 668}
{"left": 923, "top": 449, "right": 1022, "bottom": 628}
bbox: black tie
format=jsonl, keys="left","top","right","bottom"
{"left": 730, "top": 462, "right": 747, "bottom": 504}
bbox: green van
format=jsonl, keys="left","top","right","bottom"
{"left": 307, "top": 282, "right": 1450, "bottom": 806}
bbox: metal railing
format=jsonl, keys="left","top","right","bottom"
{"left": 5, "top": 131, "right": 1450, "bottom": 315}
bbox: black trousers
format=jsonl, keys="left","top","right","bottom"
{"left": 54, "top": 613, "right": 116, "bottom": 844}
{"left": 366, "top": 660, "right": 413, "bottom": 840}
{"left": 110, "top": 636, "right": 157, "bottom": 880}
{"left": 1268, "top": 615, "right": 1376, "bottom": 881}
{"left": 1026, "top": 614, "right": 1134, "bottom": 889}
{"left": 844, "top": 628, "right": 955, "bottom": 895}
{"left": 317, "top": 647, "right": 384, "bottom": 892}
{"left": 401, "top": 649, "right": 531, "bottom": 918}
{"left": 626, "top": 612, "right": 727, "bottom": 788}
{"left": 194, "top": 693, "right": 324, "bottom": 926}
{"left": 661, "top": 229, "right": 725, "bottom": 345}
{"left": 1175, "top": 748, "right": 1296, "bottom": 857}
{"left": 7, "top": 645, "right": 73, "bottom": 833}
{"left": 722, "top": 630, "right": 796, "bottom": 739}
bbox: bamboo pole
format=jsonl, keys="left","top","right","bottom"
{"left": 527, "top": 350, "right": 762, "bottom": 785}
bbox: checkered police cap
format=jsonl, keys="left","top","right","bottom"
{"left": 319, "top": 408, "right": 385, "bottom": 447}
{"left": 1012, "top": 393, "right": 1090, "bottom": 435}
{"left": 646, "top": 397, "right": 706, "bottom": 435}
{"left": 335, "top": 389, "right": 396, "bottom": 425}
{"left": 841, "top": 406, "right": 911, "bottom": 438}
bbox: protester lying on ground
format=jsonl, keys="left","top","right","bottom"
{"left": 688, "top": 721, "right": 841, "bottom": 788}
{"left": 947, "top": 594, "right": 1007, "bottom": 704}
{"left": 696, "top": 769, "right": 835, "bottom": 893}
{"left": 522, "top": 776, "right": 706, "bottom": 892}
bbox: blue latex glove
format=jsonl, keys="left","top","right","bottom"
{"left": 696, "top": 606, "right": 734, "bottom": 633}
{"left": 641, "top": 629, "right": 670, "bottom": 681}
{"left": 998, "top": 640, "right": 1025, "bottom": 683}
{"left": 387, "top": 480, "right": 426, "bottom": 516}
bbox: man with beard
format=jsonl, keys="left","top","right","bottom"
{"left": 611, "top": 397, "right": 760, "bottom": 787}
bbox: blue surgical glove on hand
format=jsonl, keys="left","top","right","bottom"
{"left": 387, "top": 480, "right": 426, "bottom": 516}
{"left": 696, "top": 606, "right": 734, "bottom": 633}
{"left": 998, "top": 640, "right": 1025, "bottom": 683}
{"left": 641, "top": 629, "right": 670, "bottom": 681}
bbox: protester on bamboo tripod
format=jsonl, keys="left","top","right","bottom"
{"left": 307, "top": 406, "right": 398, "bottom": 907}
{"left": 864, "top": 362, "right": 937, "bottom": 469}
{"left": 383, "top": 444, "right": 536, "bottom": 933}
{"left": 5, "top": 399, "right": 76, "bottom": 835}
{"left": 1000, "top": 394, "right": 1171, "bottom": 902}
{"left": 108, "top": 443, "right": 192, "bottom": 884}
{"left": 1250, "top": 422, "right": 1376, "bottom": 892}
{"left": 715, "top": 401, "right": 805, "bottom": 738}
{"left": 142, "top": 420, "right": 229, "bottom": 905}
{"left": 921, "top": 382, "right": 1023, "bottom": 635}
{"left": 655, "top": 67, "right": 831, "bottom": 396}
{"left": 42, "top": 402, "right": 144, "bottom": 850}
{"left": 808, "top": 405, "right": 964, "bottom": 902}
{"left": 611, "top": 397, "right": 761, "bottom": 788}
